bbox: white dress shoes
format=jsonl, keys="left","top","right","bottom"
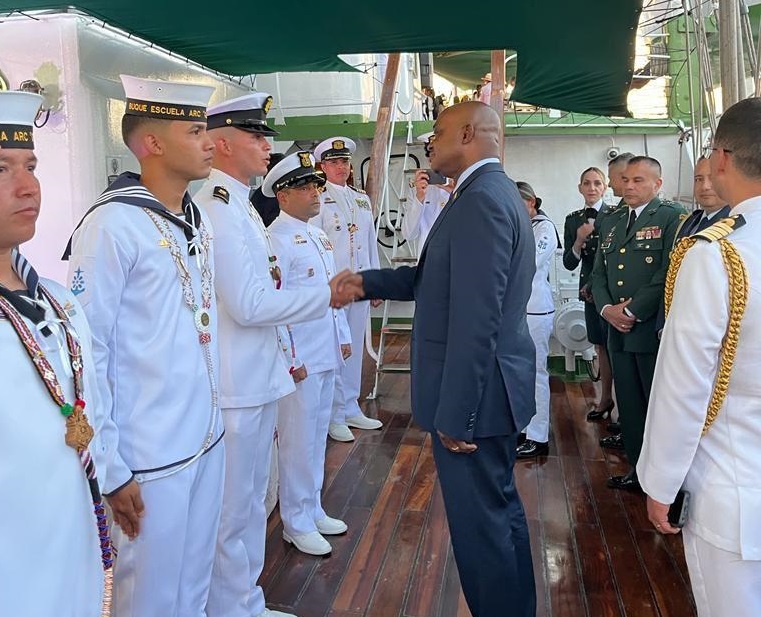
{"left": 283, "top": 530, "right": 332, "bottom": 556}
{"left": 255, "top": 610, "right": 297, "bottom": 617}
{"left": 328, "top": 423, "right": 355, "bottom": 442}
{"left": 315, "top": 516, "right": 348, "bottom": 535}
{"left": 345, "top": 411, "right": 383, "bottom": 430}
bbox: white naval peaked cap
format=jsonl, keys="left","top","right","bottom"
{"left": 0, "top": 91, "right": 43, "bottom": 149}
{"left": 206, "top": 91, "right": 278, "bottom": 135}
{"left": 416, "top": 131, "right": 434, "bottom": 144}
{"left": 120, "top": 74, "right": 214, "bottom": 121}
{"left": 313, "top": 136, "right": 356, "bottom": 161}
{"left": 262, "top": 151, "right": 326, "bottom": 198}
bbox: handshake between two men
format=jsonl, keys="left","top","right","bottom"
{"left": 328, "top": 270, "right": 380, "bottom": 308}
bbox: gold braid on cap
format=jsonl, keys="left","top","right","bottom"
{"left": 664, "top": 236, "right": 748, "bottom": 434}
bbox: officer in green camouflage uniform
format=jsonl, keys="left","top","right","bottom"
{"left": 591, "top": 156, "right": 686, "bottom": 490}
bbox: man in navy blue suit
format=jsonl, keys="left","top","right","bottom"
{"left": 655, "top": 156, "right": 731, "bottom": 334}
{"left": 676, "top": 156, "right": 731, "bottom": 239}
{"left": 335, "top": 101, "right": 537, "bottom": 617}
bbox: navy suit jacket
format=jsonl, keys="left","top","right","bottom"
{"left": 362, "top": 162, "right": 537, "bottom": 441}
{"left": 676, "top": 205, "right": 731, "bottom": 239}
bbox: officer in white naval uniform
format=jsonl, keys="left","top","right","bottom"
{"left": 0, "top": 91, "right": 105, "bottom": 617}
{"left": 66, "top": 76, "right": 225, "bottom": 617}
{"left": 402, "top": 131, "right": 452, "bottom": 256}
{"left": 267, "top": 152, "right": 353, "bottom": 556}
{"left": 311, "top": 137, "right": 383, "bottom": 442}
{"left": 516, "top": 182, "right": 559, "bottom": 459}
{"left": 638, "top": 97, "right": 761, "bottom": 617}
{"left": 195, "top": 93, "right": 340, "bottom": 617}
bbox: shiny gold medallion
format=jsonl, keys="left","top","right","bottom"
{"left": 65, "top": 405, "right": 94, "bottom": 453}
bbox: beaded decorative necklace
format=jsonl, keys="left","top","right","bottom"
{"left": 0, "top": 284, "right": 114, "bottom": 616}
{"left": 142, "top": 208, "right": 220, "bottom": 481}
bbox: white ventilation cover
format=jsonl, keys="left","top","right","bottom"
{"left": 553, "top": 300, "right": 594, "bottom": 353}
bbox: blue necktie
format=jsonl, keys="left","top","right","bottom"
{"left": 696, "top": 214, "right": 713, "bottom": 232}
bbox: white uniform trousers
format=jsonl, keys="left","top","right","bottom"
{"left": 330, "top": 300, "right": 369, "bottom": 424}
{"left": 207, "top": 404, "right": 278, "bottom": 617}
{"left": 524, "top": 313, "right": 554, "bottom": 443}
{"left": 112, "top": 442, "right": 225, "bottom": 617}
{"left": 683, "top": 527, "right": 761, "bottom": 617}
{"left": 278, "top": 369, "right": 336, "bottom": 536}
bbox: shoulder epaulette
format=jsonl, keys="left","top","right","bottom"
{"left": 348, "top": 183, "right": 367, "bottom": 195}
{"left": 608, "top": 206, "right": 628, "bottom": 219}
{"left": 694, "top": 214, "right": 746, "bottom": 242}
{"left": 565, "top": 208, "right": 584, "bottom": 219}
{"left": 212, "top": 186, "right": 230, "bottom": 204}
{"left": 660, "top": 199, "right": 686, "bottom": 211}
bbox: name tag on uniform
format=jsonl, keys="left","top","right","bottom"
{"left": 307, "top": 267, "right": 315, "bottom": 277}
{"left": 293, "top": 234, "right": 308, "bottom": 245}
{"left": 320, "top": 237, "right": 334, "bottom": 251}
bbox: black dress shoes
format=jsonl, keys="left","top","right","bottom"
{"left": 516, "top": 439, "right": 549, "bottom": 459}
{"left": 517, "top": 432, "right": 527, "bottom": 447}
{"left": 586, "top": 400, "right": 614, "bottom": 422}
{"left": 606, "top": 422, "right": 621, "bottom": 435}
{"left": 599, "top": 434, "right": 625, "bottom": 450}
{"left": 607, "top": 470, "right": 640, "bottom": 491}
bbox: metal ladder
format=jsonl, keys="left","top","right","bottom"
{"left": 366, "top": 117, "right": 419, "bottom": 400}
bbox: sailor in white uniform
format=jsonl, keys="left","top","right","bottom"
{"left": 194, "top": 93, "right": 338, "bottom": 617}
{"left": 266, "top": 153, "right": 353, "bottom": 556}
{"left": 311, "top": 137, "right": 383, "bottom": 442}
{"left": 0, "top": 91, "right": 106, "bottom": 617}
{"left": 516, "top": 182, "right": 559, "bottom": 458}
{"left": 65, "top": 76, "right": 225, "bottom": 617}
{"left": 401, "top": 131, "right": 452, "bottom": 256}
{"left": 638, "top": 97, "right": 761, "bottom": 617}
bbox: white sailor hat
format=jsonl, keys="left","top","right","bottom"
{"left": 262, "top": 151, "right": 326, "bottom": 198}
{"left": 206, "top": 92, "right": 278, "bottom": 136}
{"left": 416, "top": 131, "right": 434, "bottom": 144}
{"left": 0, "top": 91, "right": 43, "bottom": 149}
{"left": 314, "top": 136, "right": 356, "bottom": 161}
{"left": 120, "top": 74, "right": 214, "bottom": 121}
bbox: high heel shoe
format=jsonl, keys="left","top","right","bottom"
{"left": 586, "top": 400, "right": 614, "bottom": 422}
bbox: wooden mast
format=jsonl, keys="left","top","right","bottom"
{"left": 366, "top": 53, "right": 401, "bottom": 217}
{"left": 489, "top": 50, "right": 506, "bottom": 164}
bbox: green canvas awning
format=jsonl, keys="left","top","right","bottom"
{"left": 0, "top": 1, "right": 643, "bottom": 116}
{"left": 434, "top": 52, "right": 519, "bottom": 92}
